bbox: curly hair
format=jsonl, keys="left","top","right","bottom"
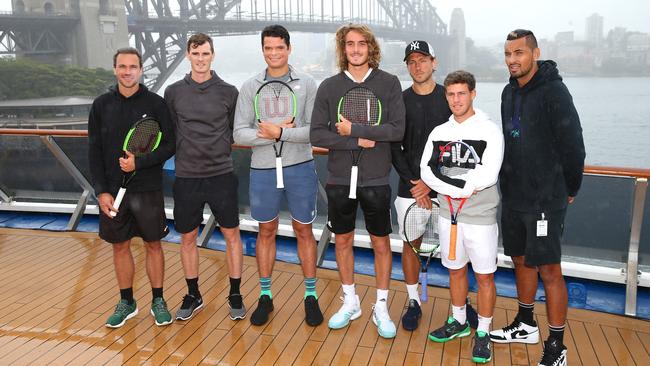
{"left": 335, "top": 24, "right": 381, "bottom": 72}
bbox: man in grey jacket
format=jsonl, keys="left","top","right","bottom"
{"left": 233, "top": 25, "right": 323, "bottom": 327}
{"left": 310, "top": 24, "right": 405, "bottom": 339}
{"left": 164, "top": 33, "right": 245, "bottom": 322}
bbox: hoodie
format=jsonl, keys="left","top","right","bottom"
{"left": 164, "top": 71, "right": 239, "bottom": 178}
{"left": 500, "top": 60, "right": 585, "bottom": 212}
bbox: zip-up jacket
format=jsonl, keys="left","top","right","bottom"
{"left": 420, "top": 109, "right": 504, "bottom": 225}
{"left": 233, "top": 66, "right": 316, "bottom": 169}
{"left": 164, "top": 71, "right": 238, "bottom": 178}
{"left": 310, "top": 69, "right": 405, "bottom": 186}
{"left": 500, "top": 60, "right": 585, "bottom": 212}
{"left": 88, "top": 84, "right": 175, "bottom": 196}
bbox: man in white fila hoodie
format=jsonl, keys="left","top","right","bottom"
{"left": 419, "top": 70, "right": 504, "bottom": 364}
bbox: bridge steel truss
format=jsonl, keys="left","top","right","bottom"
{"left": 0, "top": 13, "right": 79, "bottom": 56}
{"left": 126, "top": 0, "right": 449, "bottom": 91}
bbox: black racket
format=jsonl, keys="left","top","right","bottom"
{"left": 435, "top": 140, "right": 481, "bottom": 260}
{"left": 254, "top": 80, "right": 297, "bottom": 189}
{"left": 336, "top": 85, "right": 382, "bottom": 199}
{"left": 111, "top": 116, "right": 162, "bottom": 216}
{"left": 403, "top": 199, "right": 440, "bottom": 302}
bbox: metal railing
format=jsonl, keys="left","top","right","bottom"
{"left": 1, "top": 128, "right": 649, "bottom": 316}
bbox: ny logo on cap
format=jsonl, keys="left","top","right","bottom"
{"left": 410, "top": 41, "right": 420, "bottom": 50}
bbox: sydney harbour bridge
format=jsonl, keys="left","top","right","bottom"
{"left": 1, "top": 0, "right": 452, "bottom": 91}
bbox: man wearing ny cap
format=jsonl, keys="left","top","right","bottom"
{"left": 392, "top": 40, "right": 455, "bottom": 330}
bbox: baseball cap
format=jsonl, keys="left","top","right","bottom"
{"left": 404, "top": 40, "right": 435, "bottom": 61}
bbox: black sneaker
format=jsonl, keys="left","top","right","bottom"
{"left": 250, "top": 295, "right": 274, "bottom": 325}
{"left": 466, "top": 298, "right": 479, "bottom": 329}
{"left": 538, "top": 338, "right": 567, "bottom": 366}
{"left": 228, "top": 293, "right": 246, "bottom": 320}
{"left": 428, "top": 316, "right": 471, "bottom": 342}
{"left": 401, "top": 299, "right": 422, "bottom": 331}
{"left": 175, "top": 293, "right": 204, "bottom": 321}
{"left": 472, "top": 331, "right": 492, "bottom": 363}
{"left": 304, "top": 295, "right": 323, "bottom": 326}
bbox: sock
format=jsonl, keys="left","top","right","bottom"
{"left": 260, "top": 277, "right": 272, "bottom": 298}
{"left": 120, "top": 287, "right": 134, "bottom": 305}
{"left": 376, "top": 288, "right": 389, "bottom": 304}
{"left": 518, "top": 300, "right": 535, "bottom": 324}
{"left": 342, "top": 283, "right": 356, "bottom": 300}
{"left": 452, "top": 304, "right": 467, "bottom": 325}
{"left": 549, "top": 324, "right": 565, "bottom": 344}
{"left": 477, "top": 315, "right": 493, "bottom": 334}
{"left": 186, "top": 277, "right": 200, "bottom": 297}
{"left": 152, "top": 287, "right": 163, "bottom": 301}
{"left": 406, "top": 283, "right": 421, "bottom": 304}
{"left": 229, "top": 277, "right": 241, "bottom": 296}
{"left": 304, "top": 277, "right": 317, "bottom": 299}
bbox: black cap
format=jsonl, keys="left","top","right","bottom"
{"left": 404, "top": 40, "right": 434, "bottom": 61}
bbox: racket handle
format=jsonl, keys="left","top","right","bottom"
{"left": 111, "top": 187, "right": 126, "bottom": 217}
{"left": 348, "top": 165, "right": 358, "bottom": 199}
{"left": 448, "top": 223, "right": 458, "bottom": 261}
{"left": 419, "top": 272, "right": 428, "bottom": 303}
{"left": 275, "top": 157, "right": 284, "bottom": 189}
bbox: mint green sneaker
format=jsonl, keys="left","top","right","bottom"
{"left": 106, "top": 299, "right": 138, "bottom": 328}
{"left": 151, "top": 297, "right": 173, "bottom": 326}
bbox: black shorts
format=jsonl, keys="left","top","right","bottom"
{"left": 501, "top": 207, "right": 566, "bottom": 266}
{"left": 326, "top": 184, "right": 392, "bottom": 237}
{"left": 99, "top": 190, "right": 169, "bottom": 244}
{"left": 173, "top": 172, "right": 240, "bottom": 233}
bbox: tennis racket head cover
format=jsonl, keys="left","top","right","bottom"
{"left": 123, "top": 116, "right": 162, "bottom": 156}
{"left": 337, "top": 85, "right": 382, "bottom": 126}
{"left": 254, "top": 80, "right": 297, "bottom": 124}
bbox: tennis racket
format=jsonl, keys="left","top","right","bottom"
{"left": 403, "top": 199, "right": 440, "bottom": 302}
{"left": 111, "top": 116, "right": 162, "bottom": 216}
{"left": 337, "top": 86, "right": 382, "bottom": 199}
{"left": 436, "top": 140, "right": 481, "bottom": 260}
{"left": 254, "top": 80, "right": 297, "bottom": 189}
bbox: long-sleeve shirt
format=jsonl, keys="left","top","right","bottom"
{"left": 420, "top": 109, "right": 504, "bottom": 225}
{"left": 88, "top": 84, "right": 175, "bottom": 196}
{"left": 310, "top": 69, "right": 405, "bottom": 186}
{"left": 233, "top": 66, "right": 317, "bottom": 169}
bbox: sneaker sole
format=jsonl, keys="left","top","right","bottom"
{"left": 176, "top": 302, "right": 204, "bottom": 321}
{"left": 328, "top": 308, "right": 362, "bottom": 329}
{"left": 489, "top": 334, "right": 540, "bottom": 344}
{"left": 150, "top": 309, "right": 173, "bottom": 326}
{"left": 105, "top": 307, "right": 138, "bottom": 328}
{"left": 428, "top": 327, "right": 471, "bottom": 343}
{"left": 472, "top": 356, "right": 492, "bottom": 364}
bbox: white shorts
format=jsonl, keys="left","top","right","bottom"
{"left": 394, "top": 196, "right": 439, "bottom": 242}
{"left": 438, "top": 216, "right": 498, "bottom": 274}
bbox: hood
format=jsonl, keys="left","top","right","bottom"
{"left": 110, "top": 83, "right": 148, "bottom": 100}
{"left": 508, "top": 60, "right": 562, "bottom": 93}
{"left": 184, "top": 70, "right": 223, "bottom": 90}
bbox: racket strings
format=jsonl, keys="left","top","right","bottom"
{"left": 404, "top": 205, "right": 440, "bottom": 253}
{"left": 257, "top": 84, "right": 295, "bottom": 123}
{"left": 126, "top": 119, "right": 161, "bottom": 156}
{"left": 341, "top": 89, "right": 380, "bottom": 125}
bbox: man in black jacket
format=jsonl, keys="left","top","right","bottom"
{"left": 88, "top": 47, "right": 175, "bottom": 328}
{"left": 489, "top": 30, "right": 585, "bottom": 366}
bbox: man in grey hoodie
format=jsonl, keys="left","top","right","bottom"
{"left": 310, "top": 24, "right": 405, "bottom": 339}
{"left": 164, "top": 33, "right": 245, "bottom": 322}
{"left": 233, "top": 25, "right": 323, "bottom": 327}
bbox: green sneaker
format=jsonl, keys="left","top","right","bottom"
{"left": 151, "top": 297, "right": 173, "bottom": 326}
{"left": 428, "top": 316, "right": 471, "bottom": 342}
{"left": 106, "top": 299, "right": 138, "bottom": 328}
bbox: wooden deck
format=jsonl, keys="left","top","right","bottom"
{"left": 0, "top": 228, "right": 649, "bottom": 365}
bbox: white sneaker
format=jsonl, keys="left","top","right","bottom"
{"left": 372, "top": 300, "right": 396, "bottom": 339}
{"left": 328, "top": 295, "right": 361, "bottom": 329}
{"left": 489, "top": 316, "right": 540, "bottom": 344}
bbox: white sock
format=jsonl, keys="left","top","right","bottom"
{"left": 342, "top": 283, "right": 356, "bottom": 301}
{"left": 452, "top": 304, "right": 467, "bottom": 324}
{"left": 406, "top": 283, "right": 421, "bottom": 304}
{"left": 478, "top": 315, "right": 492, "bottom": 334}
{"left": 376, "top": 288, "right": 389, "bottom": 304}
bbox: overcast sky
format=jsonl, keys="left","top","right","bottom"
{"left": 2, "top": 0, "right": 648, "bottom": 46}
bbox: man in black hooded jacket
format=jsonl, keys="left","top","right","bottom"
{"left": 489, "top": 29, "right": 585, "bottom": 366}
